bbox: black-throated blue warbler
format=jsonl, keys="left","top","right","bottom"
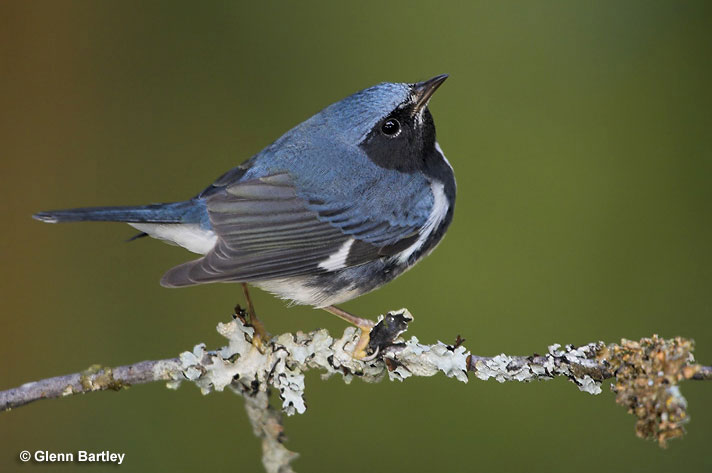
{"left": 34, "top": 74, "right": 456, "bottom": 358}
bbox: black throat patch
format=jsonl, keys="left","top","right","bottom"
{"left": 360, "top": 106, "right": 438, "bottom": 174}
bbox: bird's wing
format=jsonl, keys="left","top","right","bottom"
{"left": 160, "top": 172, "right": 428, "bottom": 286}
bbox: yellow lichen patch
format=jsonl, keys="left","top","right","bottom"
{"left": 79, "top": 365, "right": 129, "bottom": 392}
{"left": 599, "top": 335, "right": 701, "bottom": 447}
{"left": 79, "top": 364, "right": 104, "bottom": 391}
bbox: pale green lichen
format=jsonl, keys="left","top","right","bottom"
{"left": 174, "top": 309, "right": 468, "bottom": 416}
{"left": 471, "top": 342, "right": 605, "bottom": 395}
{"left": 170, "top": 312, "right": 702, "bottom": 451}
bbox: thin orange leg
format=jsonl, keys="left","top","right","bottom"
{"left": 322, "top": 305, "right": 375, "bottom": 359}
{"left": 241, "top": 283, "right": 269, "bottom": 348}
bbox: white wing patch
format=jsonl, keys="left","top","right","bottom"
{"left": 129, "top": 223, "right": 217, "bottom": 255}
{"left": 318, "top": 238, "right": 355, "bottom": 271}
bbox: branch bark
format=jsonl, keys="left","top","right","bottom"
{"left": 0, "top": 359, "right": 182, "bottom": 411}
{"left": 1, "top": 309, "right": 709, "bottom": 469}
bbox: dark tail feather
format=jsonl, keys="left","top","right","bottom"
{"left": 126, "top": 232, "right": 149, "bottom": 242}
{"left": 33, "top": 201, "right": 201, "bottom": 224}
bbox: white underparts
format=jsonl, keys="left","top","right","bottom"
{"left": 318, "top": 238, "right": 355, "bottom": 271}
{"left": 129, "top": 223, "right": 217, "bottom": 255}
{"left": 254, "top": 276, "right": 361, "bottom": 308}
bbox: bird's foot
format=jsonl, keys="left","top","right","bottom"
{"left": 352, "top": 322, "right": 378, "bottom": 360}
{"left": 238, "top": 283, "right": 272, "bottom": 352}
{"left": 322, "top": 305, "right": 378, "bottom": 360}
{"left": 234, "top": 303, "right": 270, "bottom": 353}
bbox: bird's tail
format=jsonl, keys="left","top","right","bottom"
{"left": 33, "top": 201, "right": 201, "bottom": 224}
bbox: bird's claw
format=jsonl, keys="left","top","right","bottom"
{"left": 234, "top": 303, "right": 270, "bottom": 353}
{"left": 352, "top": 325, "right": 376, "bottom": 360}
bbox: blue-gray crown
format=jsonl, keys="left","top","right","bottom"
{"left": 309, "top": 82, "right": 412, "bottom": 143}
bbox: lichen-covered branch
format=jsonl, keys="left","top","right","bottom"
{"left": 1, "top": 308, "right": 710, "bottom": 470}
{"left": 467, "top": 334, "right": 705, "bottom": 447}
{"left": 242, "top": 388, "right": 298, "bottom": 473}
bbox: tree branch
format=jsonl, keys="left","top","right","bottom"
{"left": 1, "top": 309, "right": 709, "bottom": 470}
{"left": 0, "top": 359, "right": 182, "bottom": 411}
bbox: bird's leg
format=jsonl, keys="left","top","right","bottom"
{"left": 240, "top": 283, "right": 270, "bottom": 349}
{"left": 322, "top": 305, "right": 376, "bottom": 359}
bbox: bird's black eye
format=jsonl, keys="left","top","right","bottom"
{"left": 381, "top": 118, "right": 400, "bottom": 136}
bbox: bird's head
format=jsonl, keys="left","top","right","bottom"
{"left": 316, "top": 74, "right": 449, "bottom": 172}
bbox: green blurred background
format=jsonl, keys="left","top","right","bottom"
{"left": 2, "top": 1, "right": 711, "bottom": 471}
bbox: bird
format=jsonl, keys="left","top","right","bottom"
{"left": 33, "top": 74, "right": 456, "bottom": 358}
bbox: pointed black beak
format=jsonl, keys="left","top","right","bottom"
{"left": 412, "top": 74, "right": 448, "bottom": 114}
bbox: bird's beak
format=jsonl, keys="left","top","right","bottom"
{"left": 412, "top": 74, "right": 448, "bottom": 115}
